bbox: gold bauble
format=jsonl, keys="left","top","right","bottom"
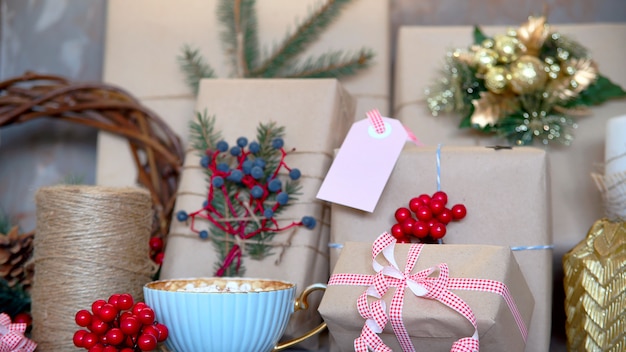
{"left": 493, "top": 34, "right": 523, "bottom": 64}
{"left": 484, "top": 66, "right": 509, "bottom": 94}
{"left": 509, "top": 55, "right": 547, "bottom": 94}
{"left": 472, "top": 48, "right": 499, "bottom": 73}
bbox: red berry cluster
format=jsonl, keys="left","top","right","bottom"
{"left": 73, "top": 293, "right": 168, "bottom": 352}
{"left": 149, "top": 237, "right": 164, "bottom": 265}
{"left": 391, "top": 191, "right": 467, "bottom": 243}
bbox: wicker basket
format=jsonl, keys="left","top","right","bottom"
{"left": 0, "top": 72, "right": 185, "bottom": 242}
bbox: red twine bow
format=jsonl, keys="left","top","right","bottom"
{"left": 328, "top": 232, "right": 528, "bottom": 352}
{"left": 0, "top": 314, "right": 36, "bottom": 352}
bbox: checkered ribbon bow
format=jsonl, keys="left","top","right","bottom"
{"left": 0, "top": 314, "right": 36, "bottom": 352}
{"left": 328, "top": 232, "right": 528, "bottom": 352}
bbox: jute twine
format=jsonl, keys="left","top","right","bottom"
{"left": 31, "top": 185, "right": 158, "bottom": 351}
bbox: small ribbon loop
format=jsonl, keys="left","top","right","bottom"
{"left": 0, "top": 314, "right": 36, "bottom": 352}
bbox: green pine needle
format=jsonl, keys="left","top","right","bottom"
{"left": 250, "top": 0, "right": 354, "bottom": 78}
{"left": 178, "top": 45, "right": 217, "bottom": 94}
{"left": 218, "top": 0, "right": 259, "bottom": 76}
{"left": 0, "top": 280, "right": 30, "bottom": 317}
{"left": 0, "top": 209, "right": 10, "bottom": 234}
{"left": 282, "top": 48, "right": 375, "bottom": 78}
{"left": 188, "top": 111, "right": 221, "bottom": 155}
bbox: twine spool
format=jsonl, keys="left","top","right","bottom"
{"left": 31, "top": 185, "right": 158, "bottom": 351}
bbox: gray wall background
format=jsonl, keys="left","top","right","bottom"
{"left": 0, "top": 1, "right": 624, "bottom": 350}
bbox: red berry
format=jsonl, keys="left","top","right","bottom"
{"left": 88, "top": 344, "right": 105, "bottom": 352}
{"left": 415, "top": 205, "right": 433, "bottom": 222}
{"left": 92, "top": 299, "right": 107, "bottom": 315}
{"left": 154, "top": 323, "right": 169, "bottom": 342}
{"left": 400, "top": 218, "right": 415, "bottom": 235}
{"left": 137, "top": 308, "right": 155, "bottom": 325}
{"left": 119, "top": 311, "right": 134, "bottom": 321}
{"left": 412, "top": 221, "right": 429, "bottom": 239}
{"left": 391, "top": 224, "right": 404, "bottom": 239}
{"left": 103, "top": 346, "right": 118, "bottom": 352}
{"left": 437, "top": 208, "right": 453, "bottom": 224}
{"left": 429, "top": 199, "right": 446, "bottom": 215}
{"left": 452, "top": 204, "right": 467, "bottom": 220}
{"left": 106, "top": 328, "right": 125, "bottom": 346}
{"left": 132, "top": 302, "right": 147, "bottom": 316}
{"left": 98, "top": 303, "right": 119, "bottom": 323}
{"left": 73, "top": 330, "right": 88, "bottom": 347}
{"left": 153, "top": 252, "right": 165, "bottom": 265}
{"left": 394, "top": 207, "right": 412, "bottom": 222}
{"left": 430, "top": 223, "right": 447, "bottom": 239}
{"left": 13, "top": 312, "right": 32, "bottom": 326}
{"left": 89, "top": 316, "right": 109, "bottom": 336}
{"left": 149, "top": 237, "right": 164, "bottom": 252}
{"left": 121, "top": 348, "right": 134, "bottom": 352}
{"left": 427, "top": 218, "right": 438, "bottom": 228}
{"left": 108, "top": 294, "right": 121, "bottom": 307}
{"left": 432, "top": 191, "right": 448, "bottom": 205}
{"left": 417, "top": 194, "right": 431, "bottom": 206}
{"left": 396, "top": 236, "right": 411, "bottom": 243}
{"left": 137, "top": 333, "right": 158, "bottom": 351}
{"left": 120, "top": 316, "right": 141, "bottom": 336}
{"left": 116, "top": 293, "right": 134, "bottom": 311}
{"left": 142, "top": 325, "right": 160, "bottom": 340}
{"left": 76, "top": 309, "right": 93, "bottom": 327}
{"left": 82, "top": 332, "right": 99, "bottom": 348}
{"left": 408, "top": 198, "right": 422, "bottom": 213}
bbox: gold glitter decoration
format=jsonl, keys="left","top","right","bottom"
{"left": 471, "top": 91, "right": 519, "bottom": 127}
{"left": 484, "top": 66, "right": 509, "bottom": 94}
{"left": 509, "top": 55, "right": 548, "bottom": 94}
{"left": 563, "top": 219, "right": 626, "bottom": 352}
{"left": 548, "top": 58, "right": 598, "bottom": 102}
{"left": 516, "top": 16, "right": 550, "bottom": 56}
{"left": 493, "top": 34, "right": 523, "bottom": 64}
{"left": 472, "top": 47, "right": 499, "bottom": 73}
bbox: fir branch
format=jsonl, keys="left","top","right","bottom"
{"left": 0, "top": 280, "right": 30, "bottom": 317}
{"left": 281, "top": 48, "right": 375, "bottom": 78}
{"left": 178, "top": 44, "right": 217, "bottom": 94}
{"left": 218, "top": 0, "right": 259, "bottom": 77}
{"left": 256, "top": 122, "right": 285, "bottom": 176}
{"left": 188, "top": 111, "right": 221, "bottom": 155}
{"left": 0, "top": 209, "right": 10, "bottom": 234}
{"left": 249, "top": 0, "right": 354, "bottom": 78}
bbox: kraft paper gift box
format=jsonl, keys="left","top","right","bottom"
{"left": 160, "top": 78, "right": 355, "bottom": 347}
{"left": 393, "top": 24, "right": 626, "bottom": 266}
{"left": 329, "top": 145, "right": 551, "bottom": 352}
{"left": 319, "top": 234, "right": 534, "bottom": 351}
{"left": 97, "top": 0, "right": 390, "bottom": 187}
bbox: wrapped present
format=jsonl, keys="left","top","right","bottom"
{"left": 97, "top": 0, "right": 390, "bottom": 187}
{"left": 160, "top": 78, "right": 355, "bottom": 347}
{"left": 329, "top": 144, "right": 551, "bottom": 352}
{"left": 393, "top": 22, "right": 626, "bottom": 277}
{"left": 0, "top": 313, "right": 36, "bottom": 352}
{"left": 319, "top": 232, "right": 534, "bottom": 351}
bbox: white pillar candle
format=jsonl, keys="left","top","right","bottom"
{"left": 605, "top": 115, "right": 626, "bottom": 176}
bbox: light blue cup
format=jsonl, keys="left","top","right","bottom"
{"left": 144, "top": 278, "right": 326, "bottom": 352}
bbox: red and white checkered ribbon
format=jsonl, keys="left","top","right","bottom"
{"left": 328, "top": 232, "right": 528, "bottom": 352}
{"left": 0, "top": 314, "right": 36, "bottom": 352}
{"left": 366, "top": 109, "right": 386, "bottom": 134}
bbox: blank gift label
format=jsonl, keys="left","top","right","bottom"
{"left": 317, "top": 116, "right": 407, "bottom": 212}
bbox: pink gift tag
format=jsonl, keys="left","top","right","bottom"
{"left": 317, "top": 113, "right": 407, "bottom": 212}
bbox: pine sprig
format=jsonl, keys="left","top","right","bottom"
{"left": 0, "top": 279, "right": 30, "bottom": 317}
{"left": 188, "top": 111, "right": 221, "bottom": 155}
{"left": 178, "top": 45, "right": 217, "bottom": 94}
{"left": 218, "top": 0, "right": 259, "bottom": 77}
{"left": 250, "top": 0, "right": 354, "bottom": 78}
{"left": 0, "top": 209, "right": 10, "bottom": 234}
{"left": 179, "top": 0, "right": 374, "bottom": 89}
{"left": 282, "top": 48, "right": 375, "bottom": 78}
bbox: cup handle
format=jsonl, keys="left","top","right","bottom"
{"left": 273, "top": 283, "right": 327, "bottom": 351}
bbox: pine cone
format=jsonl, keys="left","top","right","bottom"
{"left": 0, "top": 226, "right": 34, "bottom": 290}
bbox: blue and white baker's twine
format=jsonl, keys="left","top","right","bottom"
{"left": 327, "top": 144, "right": 554, "bottom": 251}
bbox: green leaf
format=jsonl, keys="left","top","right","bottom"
{"left": 473, "top": 26, "right": 489, "bottom": 45}
{"left": 459, "top": 105, "right": 474, "bottom": 128}
{"left": 565, "top": 74, "right": 626, "bottom": 107}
